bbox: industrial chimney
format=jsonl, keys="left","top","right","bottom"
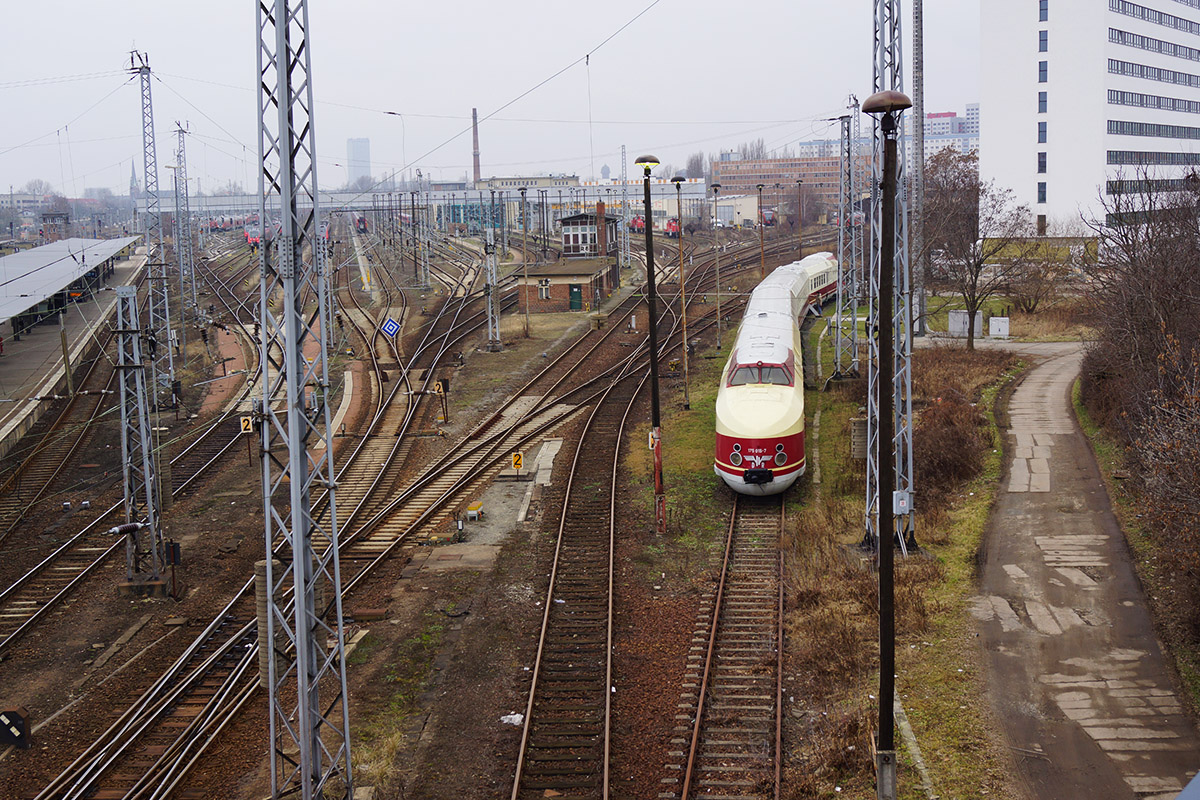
{"left": 472, "top": 108, "right": 482, "bottom": 186}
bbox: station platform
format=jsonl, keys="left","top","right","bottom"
{"left": 0, "top": 247, "right": 147, "bottom": 461}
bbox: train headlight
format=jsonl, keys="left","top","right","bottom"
{"left": 775, "top": 451, "right": 787, "bottom": 466}
{"left": 730, "top": 443, "right": 742, "bottom": 466}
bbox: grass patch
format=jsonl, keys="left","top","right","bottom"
{"left": 924, "top": 294, "right": 1091, "bottom": 342}
{"left": 782, "top": 342, "right": 1021, "bottom": 799}
{"left": 352, "top": 613, "right": 449, "bottom": 789}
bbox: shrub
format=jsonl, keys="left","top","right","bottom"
{"left": 913, "top": 396, "right": 990, "bottom": 502}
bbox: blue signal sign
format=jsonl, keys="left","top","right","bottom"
{"left": 381, "top": 318, "right": 400, "bottom": 337}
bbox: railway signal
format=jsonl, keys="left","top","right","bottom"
{"left": 511, "top": 452, "right": 523, "bottom": 471}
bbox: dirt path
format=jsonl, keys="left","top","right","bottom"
{"left": 970, "top": 341, "right": 1199, "bottom": 799}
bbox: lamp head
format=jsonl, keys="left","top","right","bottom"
{"left": 635, "top": 154, "right": 660, "bottom": 175}
{"left": 756, "top": 184, "right": 764, "bottom": 191}
{"left": 671, "top": 176, "right": 684, "bottom": 185}
{"left": 711, "top": 182, "right": 721, "bottom": 191}
{"left": 862, "top": 90, "right": 913, "bottom": 115}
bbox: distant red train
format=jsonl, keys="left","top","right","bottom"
{"left": 355, "top": 216, "right": 368, "bottom": 234}
{"left": 629, "top": 215, "right": 645, "bottom": 233}
{"left": 664, "top": 217, "right": 680, "bottom": 238}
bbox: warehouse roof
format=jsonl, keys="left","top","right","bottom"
{"left": 0, "top": 236, "right": 139, "bottom": 324}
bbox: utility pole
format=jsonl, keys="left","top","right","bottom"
{"left": 756, "top": 184, "right": 766, "bottom": 280}
{"left": 867, "top": 0, "right": 916, "bottom": 555}
{"left": 486, "top": 191, "right": 501, "bottom": 351}
{"left": 256, "top": 2, "right": 353, "bottom": 797}
{"left": 834, "top": 111, "right": 860, "bottom": 378}
{"left": 519, "top": 188, "right": 530, "bottom": 338}
{"left": 620, "top": 145, "right": 631, "bottom": 269}
{"left": 115, "top": 285, "right": 164, "bottom": 586}
{"left": 863, "top": 88, "right": 911, "bottom": 800}
{"left": 671, "top": 176, "right": 690, "bottom": 410}
{"left": 519, "top": 186, "right": 528, "bottom": 268}
{"left": 711, "top": 182, "right": 723, "bottom": 349}
{"left": 636, "top": 155, "right": 667, "bottom": 535}
{"left": 912, "top": 0, "right": 927, "bottom": 337}
{"left": 176, "top": 124, "right": 197, "bottom": 321}
{"left": 169, "top": 166, "right": 187, "bottom": 367}
{"left": 130, "top": 51, "right": 174, "bottom": 406}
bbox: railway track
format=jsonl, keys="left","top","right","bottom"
{"left": 665, "top": 495, "right": 785, "bottom": 800}
{"left": 23, "top": 225, "right": 813, "bottom": 797}
{"left": 0, "top": 243, "right": 261, "bottom": 657}
{"left": 509, "top": 366, "right": 644, "bottom": 798}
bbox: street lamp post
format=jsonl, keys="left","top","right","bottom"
{"left": 863, "top": 88, "right": 912, "bottom": 800}
{"left": 756, "top": 183, "right": 766, "bottom": 280}
{"left": 711, "top": 182, "right": 723, "bottom": 349}
{"left": 636, "top": 155, "right": 667, "bottom": 535}
{"left": 796, "top": 179, "right": 804, "bottom": 255}
{"left": 671, "top": 176, "right": 690, "bottom": 410}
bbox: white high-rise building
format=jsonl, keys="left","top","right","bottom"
{"left": 346, "top": 138, "right": 371, "bottom": 186}
{"left": 982, "top": 0, "right": 1200, "bottom": 231}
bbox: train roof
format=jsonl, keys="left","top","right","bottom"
{"left": 730, "top": 253, "right": 837, "bottom": 365}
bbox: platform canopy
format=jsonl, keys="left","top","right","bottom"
{"left": 0, "top": 237, "right": 139, "bottom": 325}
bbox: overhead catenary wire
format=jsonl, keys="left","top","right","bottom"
{"left": 0, "top": 77, "right": 134, "bottom": 159}
{"left": 331, "top": 0, "right": 669, "bottom": 212}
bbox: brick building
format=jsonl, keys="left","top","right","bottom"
{"left": 517, "top": 258, "right": 619, "bottom": 313}
{"left": 711, "top": 152, "right": 871, "bottom": 216}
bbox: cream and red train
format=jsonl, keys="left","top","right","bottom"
{"left": 714, "top": 253, "right": 839, "bottom": 495}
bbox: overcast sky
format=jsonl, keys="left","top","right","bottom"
{"left": 1, "top": 1, "right": 980, "bottom": 196}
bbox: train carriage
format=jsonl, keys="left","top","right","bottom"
{"left": 714, "top": 253, "right": 838, "bottom": 495}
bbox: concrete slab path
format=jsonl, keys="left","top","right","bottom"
{"left": 968, "top": 341, "right": 1199, "bottom": 799}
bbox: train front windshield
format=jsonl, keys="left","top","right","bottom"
{"left": 728, "top": 364, "right": 792, "bottom": 386}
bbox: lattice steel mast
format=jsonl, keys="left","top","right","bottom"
{"left": 485, "top": 192, "right": 501, "bottom": 351}
{"left": 866, "top": 0, "right": 916, "bottom": 551}
{"left": 176, "top": 124, "right": 198, "bottom": 317}
{"left": 115, "top": 286, "right": 164, "bottom": 582}
{"left": 256, "top": 2, "right": 353, "bottom": 797}
{"left": 620, "top": 145, "right": 631, "bottom": 268}
{"left": 130, "top": 51, "right": 174, "bottom": 404}
{"left": 834, "top": 104, "right": 860, "bottom": 378}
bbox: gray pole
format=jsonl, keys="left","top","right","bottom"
{"left": 711, "top": 182, "right": 722, "bottom": 348}
{"left": 863, "top": 90, "right": 908, "bottom": 800}
{"left": 256, "top": 2, "right": 353, "bottom": 796}
{"left": 912, "top": 0, "right": 927, "bottom": 336}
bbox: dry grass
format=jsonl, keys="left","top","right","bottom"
{"left": 1009, "top": 299, "right": 1092, "bottom": 340}
{"left": 912, "top": 345, "right": 1018, "bottom": 403}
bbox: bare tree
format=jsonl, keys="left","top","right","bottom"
{"left": 738, "top": 138, "right": 767, "bottom": 160}
{"left": 686, "top": 151, "right": 706, "bottom": 180}
{"left": 1082, "top": 169, "right": 1200, "bottom": 431}
{"left": 22, "top": 178, "right": 55, "bottom": 196}
{"left": 923, "top": 149, "right": 1032, "bottom": 350}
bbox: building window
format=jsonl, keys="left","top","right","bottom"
{"left": 1038, "top": 152, "right": 1047, "bottom": 173}
{"left": 538, "top": 278, "right": 551, "bottom": 300}
{"left": 1037, "top": 214, "right": 1047, "bottom": 235}
{"left": 1039, "top": 91, "right": 1048, "bottom": 112}
{"left": 1038, "top": 121, "right": 1048, "bottom": 142}
{"left": 1040, "top": 0, "right": 1048, "bottom": 21}
{"left": 1037, "top": 182, "right": 1047, "bottom": 203}
{"left": 1039, "top": 60, "right": 1048, "bottom": 82}
{"left": 1039, "top": 30, "right": 1048, "bottom": 51}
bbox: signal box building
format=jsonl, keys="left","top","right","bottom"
{"left": 560, "top": 206, "right": 619, "bottom": 259}
{"left": 517, "top": 258, "right": 619, "bottom": 314}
